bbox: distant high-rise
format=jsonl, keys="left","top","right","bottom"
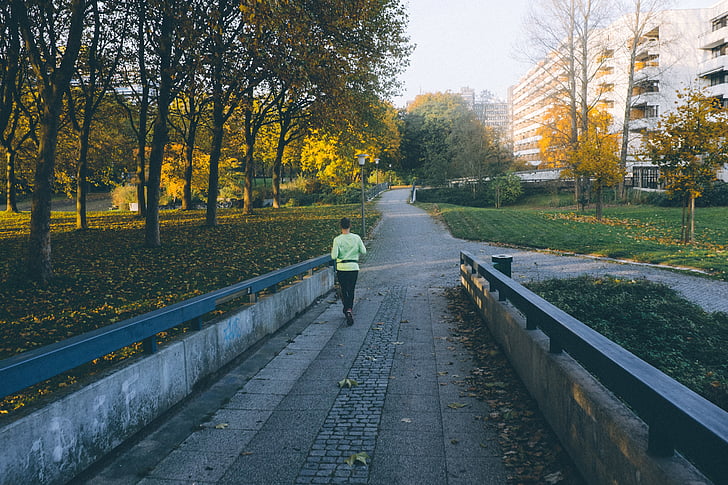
{"left": 457, "top": 87, "right": 509, "bottom": 133}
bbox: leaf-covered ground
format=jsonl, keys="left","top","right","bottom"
{"left": 526, "top": 276, "right": 728, "bottom": 412}
{"left": 444, "top": 286, "right": 585, "bottom": 485}
{"left": 0, "top": 205, "right": 374, "bottom": 416}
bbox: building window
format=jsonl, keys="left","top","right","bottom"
{"left": 645, "top": 105, "right": 659, "bottom": 118}
{"left": 708, "top": 71, "right": 727, "bottom": 86}
{"left": 632, "top": 167, "right": 660, "bottom": 189}
{"left": 713, "top": 15, "right": 728, "bottom": 32}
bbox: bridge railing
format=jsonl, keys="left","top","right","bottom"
{"left": 0, "top": 254, "right": 333, "bottom": 400}
{"left": 460, "top": 250, "right": 728, "bottom": 482}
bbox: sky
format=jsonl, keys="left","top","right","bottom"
{"left": 392, "top": 0, "right": 721, "bottom": 107}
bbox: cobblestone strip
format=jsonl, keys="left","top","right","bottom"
{"left": 294, "top": 286, "right": 406, "bottom": 485}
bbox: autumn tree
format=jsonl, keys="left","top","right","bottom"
{"left": 0, "top": 4, "right": 25, "bottom": 213}
{"left": 115, "top": 0, "right": 153, "bottom": 218}
{"left": 642, "top": 88, "right": 728, "bottom": 243}
{"left": 143, "top": 0, "right": 195, "bottom": 247}
{"left": 570, "top": 111, "right": 623, "bottom": 219}
{"left": 523, "top": 0, "right": 614, "bottom": 201}
{"left": 68, "top": 0, "right": 130, "bottom": 229}
{"left": 11, "top": 0, "right": 87, "bottom": 284}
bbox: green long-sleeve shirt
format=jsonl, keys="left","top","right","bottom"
{"left": 331, "top": 232, "right": 366, "bottom": 271}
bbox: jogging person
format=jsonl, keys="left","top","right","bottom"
{"left": 331, "top": 217, "right": 366, "bottom": 325}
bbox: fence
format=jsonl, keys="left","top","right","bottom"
{"left": 0, "top": 254, "right": 333, "bottom": 400}
{"left": 460, "top": 251, "right": 727, "bottom": 484}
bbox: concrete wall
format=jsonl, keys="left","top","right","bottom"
{"left": 0, "top": 268, "right": 334, "bottom": 485}
{"left": 460, "top": 265, "right": 711, "bottom": 485}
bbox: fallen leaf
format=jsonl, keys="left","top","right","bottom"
{"left": 338, "top": 378, "right": 359, "bottom": 388}
{"left": 214, "top": 423, "right": 229, "bottom": 429}
{"left": 544, "top": 471, "right": 564, "bottom": 484}
{"left": 345, "top": 451, "right": 370, "bottom": 466}
{"left": 401, "top": 418, "right": 412, "bottom": 423}
{"left": 447, "top": 402, "right": 468, "bottom": 409}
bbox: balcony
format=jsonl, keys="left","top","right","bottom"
{"left": 699, "top": 26, "right": 728, "bottom": 50}
{"left": 698, "top": 55, "right": 728, "bottom": 77}
{"left": 634, "top": 66, "right": 659, "bottom": 83}
{"left": 628, "top": 117, "right": 658, "bottom": 132}
{"left": 706, "top": 83, "right": 728, "bottom": 99}
{"left": 631, "top": 91, "right": 661, "bottom": 106}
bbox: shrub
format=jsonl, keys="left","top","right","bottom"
{"left": 111, "top": 185, "right": 137, "bottom": 209}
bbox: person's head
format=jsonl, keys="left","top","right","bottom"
{"left": 340, "top": 217, "right": 351, "bottom": 230}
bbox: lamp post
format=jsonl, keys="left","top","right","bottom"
{"left": 356, "top": 153, "right": 368, "bottom": 235}
{"left": 374, "top": 158, "right": 380, "bottom": 185}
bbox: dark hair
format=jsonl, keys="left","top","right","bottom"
{"left": 340, "top": 217, "right": 351, "bottom": 229}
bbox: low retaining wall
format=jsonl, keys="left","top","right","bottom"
{"left": 460, "top": 265, "right": 711, "bottom": 485}
{"left": 0, "top": 268, "right": 334, "bottom": 485}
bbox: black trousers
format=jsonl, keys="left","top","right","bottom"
{"left": 337, "top": 270, "right": 358, "bottom": 312}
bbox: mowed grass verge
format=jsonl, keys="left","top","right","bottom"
{"left": 0, "top": 205, "right": 376, "bottom": 415}
{"left": 424, "top": 203, "right": 728, "bottom": 280}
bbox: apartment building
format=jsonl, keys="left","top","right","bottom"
{"left": 510, "top": 5, "right": 711, "bottom": 182}
{"left": 701, "top": 0, "right": 728, "bottom": 180}
{"left": 456, "top": 87, "right": 510, "bottom": 134}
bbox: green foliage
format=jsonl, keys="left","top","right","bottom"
{"left": 0, "top": 205, "right": 377, "bottom": 414}
{"left": 415, "top": 175, "right": 522, "bottom": 209}
{"left": 424, "top": 204, "right": 728, "bottom": 279}
{"left": 400, "top": 92, "right": 512, "bottom": 184}
{"left": 490, "top": 173, "right": 523, "bottom": 208}
{"left": 526, "top": 276, "right": 728, "bottom": 411}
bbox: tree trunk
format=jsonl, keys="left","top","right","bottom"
{"left": 5, "top": 151, "right": 18, "bottom": 212}
{"left": 17, "top": 0, "right": 85, "bottom": 284}
{"left": 144, "top": 12, "right": 173, "bottom": 248}
{"left": 595, "top": 185, "right": 603, "bottom": 221}
{"left": 205, "top": 102, "right": 225, "bottom": 226}
{"left": 619, "top": 1, "right": 642, "bottom": 200}
{"left": 243, "top": 150, "right": 254, "bottom": 215}
{"left": 27, "top": 107, "right": 60, "bottom": 284}
{"left": 181, "top": 95, "right": 198, "bottom": 211}
{"left": 272, "top": 133, "right": 286, "bottom": 209}
{"left": 76, "top": 117, "right": 92, "bottom": 229}
{"left": 688, "top": 193, "right": 695, "bottom": 243}
{"left": 134, "top": 0, "right": 149, "bottom": 218}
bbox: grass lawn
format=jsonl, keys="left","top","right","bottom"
{"left": 423, "top": 203, "right": 728, "bottom": 280}
{"left": 0, "top": 204, "right": 376, "bottom": 415}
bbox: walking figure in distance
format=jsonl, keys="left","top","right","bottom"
{"left": 331, "top": 217, "right": 366, "bottom": 325}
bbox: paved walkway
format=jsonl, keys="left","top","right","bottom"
{"left": 78, "top": 188, "right": 728, "bottom": 485}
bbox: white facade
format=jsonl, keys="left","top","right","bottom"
{"left": 509, "top": 4, "right": 728, "bottom": 182}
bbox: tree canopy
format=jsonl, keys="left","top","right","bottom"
{"left": 643, "top": 88, "right": 728, "bottom": 242}
{"left": 400, "top": 92, "right": 512, "bottom": 185}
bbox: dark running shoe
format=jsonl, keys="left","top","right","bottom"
{"left": 345, "top": 309, "right": 354, "bottom": 326}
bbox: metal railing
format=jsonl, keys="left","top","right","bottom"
{"left": 460, "top": 250, "right": 728, "bottom": 482}
{"left": 365, "top": 182, "right": 389, "bottom": 201}
{"left": 0, "top": 254, "right": 333, "bottom": 400}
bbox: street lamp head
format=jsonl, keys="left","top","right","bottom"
{"left": 356, "top": 153, "right": 368, "bottom": 166}
{"left": 374, "top": 158, "right": 380, "bottom": 165}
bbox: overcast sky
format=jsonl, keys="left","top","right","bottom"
{"left": 391, "top": 0, "right": 721, "bottom": 107}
